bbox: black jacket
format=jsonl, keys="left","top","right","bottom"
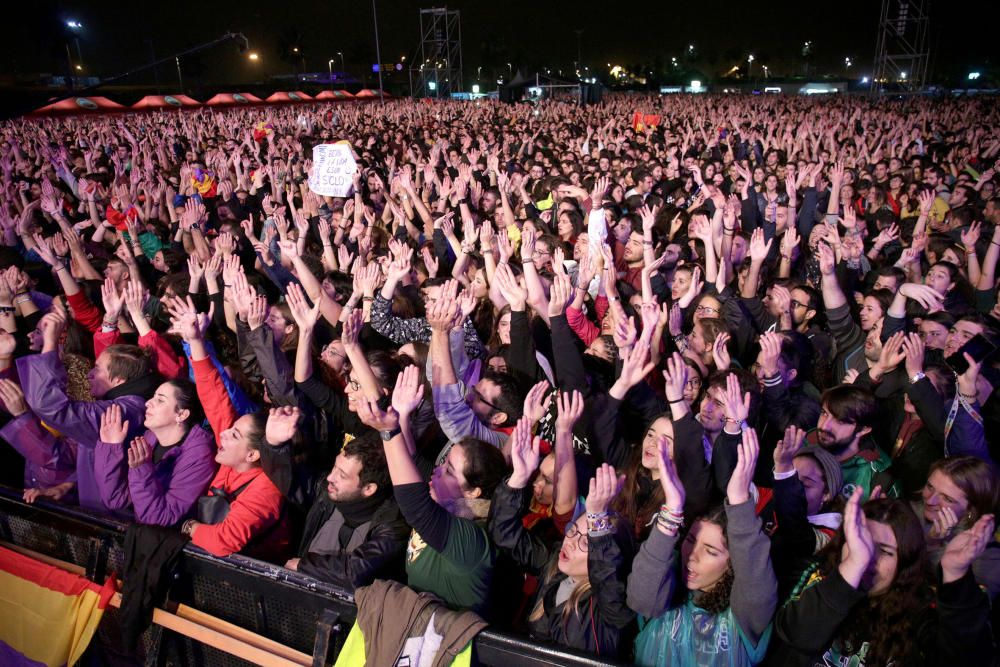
{"left": 296, "top": 486, "right": 410, "bottom": 591}
{"left": 766, "top": 566, "right": 996, "bottom": 666}
{"left": 487, "top": 481, "right": 635, "bottom": 658}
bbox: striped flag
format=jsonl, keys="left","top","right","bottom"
{"left": 0, "top": 546, "right": 115, "bottom": 666}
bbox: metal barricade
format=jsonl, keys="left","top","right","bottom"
{"left": 0, "top": 486, "right": 625, "bottom": 666}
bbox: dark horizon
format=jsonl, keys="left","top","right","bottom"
{"left": 3, "top": 1, "right": 997, "bottom": 91}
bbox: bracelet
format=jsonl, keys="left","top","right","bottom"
{"left": 53, "top": 264, "right": 67, "bottom": 272}
{"left": 14, "top": 296, "right": 31, "bottom": 305}
{"left": 992, "top": 241, "right": 1000, "bottom": 248}
{"left": 482, "top": 248, "right": 494, "bottom": 254}
{"left": 362, "top": 296, "right": 374, "bottom": 302}
{"left": 667, "top": 396, "right": 686, "bottom": 404}
{"left": 587, "top": 513, "right": 613, "bottom": 535}
{"left": 14, "top": 291, "right": 28, "bottom": 297}
{"left": 959, "top": 391, "right": 977, "bottom": 400}
{"left": 0, "top": 306, "right": 14, "bottom": 314}
{"left": 607, "top": 295, "right": 620, "bottom": 302}
{"left": 966, "top": 249, "right": 977, "bottom": 255}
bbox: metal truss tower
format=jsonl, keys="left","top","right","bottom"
{"left": 871, "top": 0, "right": 930, "bottom": 94}
{"left": 415, "top": 8, "right": 463, "bottom": 98}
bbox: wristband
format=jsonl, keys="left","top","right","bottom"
{"left": 14, "top": 296, "right": 31, "bottom": 305}
{"left": 0, "top": 306, "right": 14, "bottom": 314}
{"left": 958, "top": 391, "right": 977, "bottom": 400}
{"left": 667, "top": 396, "right": 686, "bottom": 404}
{"left": 587, "top": 512, "right": 612, "bottom": 535}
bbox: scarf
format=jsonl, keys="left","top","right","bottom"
{"left": 337, "top": 491, "right": 390, "bottom": 528}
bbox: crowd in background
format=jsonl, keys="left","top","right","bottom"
{"left": 0, "top": 93, "right": 998, "bottom": 665}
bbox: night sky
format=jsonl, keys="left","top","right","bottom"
{"left": 2, "top": 1, "right": 997, "bottom": 89}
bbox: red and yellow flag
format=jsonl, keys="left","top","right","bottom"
{"left": 0, "top": 546, "right": 115, "bottom": 666}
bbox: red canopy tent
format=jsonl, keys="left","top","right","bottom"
{"left": 315, "top": 90, "right": 355, "bottom": 100}
{"left": 354, "top": 89, "right": 391, "bottom": 99}
{"left": 264, "top": 91, "right": 313, "bottom": 103}
{"left": 33, "top": 96, "right": 125, "bottom": 114}
{"left": 131, "top": 94, "right": 200, "bottom": 110}
{"left": 204, "top": 93, "right": 262, "bottom": 106}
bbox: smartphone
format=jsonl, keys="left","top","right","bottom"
{"left": 945, "top": 333, "right": 997, "bottom": 375}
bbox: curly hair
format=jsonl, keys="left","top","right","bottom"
{"left": 817, "top": 498, "right": 929, "bottom": 665}
{"left": 688, "top": 506, "right": 735, "bottom": 614}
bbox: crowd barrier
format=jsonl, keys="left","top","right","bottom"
{"left": 0, "top": 486, "right": 627, "bottom": 667}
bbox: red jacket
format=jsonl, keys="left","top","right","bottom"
{"left": 190, "top": 357, "right": 288, "bottom": 561}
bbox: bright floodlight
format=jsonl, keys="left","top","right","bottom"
{"left": 690, "top": 80, "right": 702, "bottom": 91}
{"left": 248, "top": 52, "right": 259, "bottom": 61}
{"left": 472, "top": 84, "right": 480, "bottom": 94}
{"left": 969, "top": 72, "right": 981, "bottom": 80}
{"left": 428, "top": 81, "right": 437, "bottom": 90}
{"left": 66, "top": 20, "right": 82, "bottom": 29}
{"left": 901, "top": 71, "right": 907, "bottom": 79}
{"left": 861, "top": 76, "right": 869, "bottom": 83}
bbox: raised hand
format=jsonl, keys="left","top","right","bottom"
{"left": 165, "top": 296, "right": 214, "bottom": 342}
{"left": 711, "top": 331, "right": 732, "bottom": 370}
{"left": 748, "top": 228, "right": 772, "bottom": 263}
{"left": 720, "top": 372, "right": 751, "bottom": 427}
{"left": 941, "top": 514, "right": 995, "bottom": 583}
{"left": 101, "top": 277, "right": 125, "bottom": 324}
{"left": 726, "top": 427, "right": 760, "bottom": 505}
{"left": 494, "top": 263, "right": 527, "bottom": 310}
{"left": 662, "top": 352, "right": 689, "bottom": 403}
{"left": 100, "top": 403, "right": 129, "bottom": 445}
{"left": 901, "top": 332, "right": 925, "bottom": 379}
{"left": 265, "top": 406, "right": 302, "bottom": 445}
{"left": 522, "top": 380, "right": 553, "bottom": 426}
{"left": 656, "top": 435, "right": 685, "bottom": 511}
{"left": 838, "top": 487, "right": 876, "bottom": 589}
{"left": 613, "top": 315, "right": 638, "bottom": 350}
{"left": 585, "top": 463, "right": 625, "bottom": 515}
{"left": 247, "top": 295, "right": 268, "bottom": 331}
{"left": 555, "top": 389, "right": 584, "bottom": 433}
{"left": 773, "top": 424, "right": 806, "bottom": 474}
{"left": 505, "top": 416, "right": 541, "bottom": 490}
{"left": 285, "top": 283, "right": 321, "bottom": 332}
{"left": 547, "top": 273, "right": 573, "bottom": 318}
{"left": 391, "top": 364, "right": 425, "bottom": 419}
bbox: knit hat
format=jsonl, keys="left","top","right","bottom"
{"left": 796, "top": 445, "right": 843, "bottom": 498}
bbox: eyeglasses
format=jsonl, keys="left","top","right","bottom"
{"left": 564, "top": 522, "right": 589, "bottom": 552}
{"left": 694, "top": 305, "right": 719, "bottom": 315}
{"left": 347, "top": 376, "right": 361, "bottom": 391}
{"left": 686, "top": 378, "right": 702, "bottom": 389}
{"left": 472, "top": 386, "right": 502, "bottom": 412}
{"left": 789, "top": 299, "right": 809, "bottom": 310}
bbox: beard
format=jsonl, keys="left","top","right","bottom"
{"left": 816, "top": 429, "right": 857, "bottom": 458}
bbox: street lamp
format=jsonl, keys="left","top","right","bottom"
{"left": 507, "top": 62, "right": 512, "bottom": 76}
{"left": 747, "top": 54, "right": 754, "bottom": 79}
{"left": 762, "top": 65, "right": 769, "bottom": 79}
{"left": 328, "top": 59, "right": 336, "bottom": 91}
{"left": 248, "top": 52, "right": 259, "bottom": 61}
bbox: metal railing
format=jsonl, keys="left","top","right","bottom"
{"left": 0, "top": 486, "right": 625, "bottom": 666}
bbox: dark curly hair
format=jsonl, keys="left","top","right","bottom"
{"left": 817, "top": 498, "right": 929, "bottom": 665}
{"left": 688, "top": 506, "right": 735, "bottom": 615}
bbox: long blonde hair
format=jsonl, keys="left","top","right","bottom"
{"left": 527, "top": 560, "right": 593, "bottom": 624}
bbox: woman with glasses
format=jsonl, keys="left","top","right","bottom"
{"left": 489, "top": 413, "right": 635, "bottom": 657}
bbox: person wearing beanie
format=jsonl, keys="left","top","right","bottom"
{"left": 767, "top": 426, "right": 846, "bottom": 597}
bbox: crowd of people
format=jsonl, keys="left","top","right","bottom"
{"left": 0, "top": 92, "right": 998, "bottom": 665}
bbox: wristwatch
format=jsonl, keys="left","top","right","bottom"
{"left": 909, "top": 371, "right": 926, "bottom": 385}
{"left": 380, "top": 427, "right": 402, "bottom": 441}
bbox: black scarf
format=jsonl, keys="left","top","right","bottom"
{"left": 336, "top": 490, "right": 389, "bottom": 528}
{"left": 106, "top": 372, "right": 160, "bottom": 402}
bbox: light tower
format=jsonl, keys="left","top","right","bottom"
{"left": 872, "top": 0, "right": 930, "bottom": 94}
{"left": 415, "top": 7, "right": 463, "bottom": 98}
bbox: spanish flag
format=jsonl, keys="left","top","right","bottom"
{"left": 0, "top": 546, "right": 115, "bottom": 666}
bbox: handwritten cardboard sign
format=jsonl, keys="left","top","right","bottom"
{"left": 308, "top": 143, "right": 357, "bottom": 197}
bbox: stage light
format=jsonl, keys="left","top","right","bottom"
{"left": 969, "top": 72, "right": 981, "bottom": 80}
{"left": 472, "top": 84, "right": 480, "bottom": 93}
{"left": 248, "top": 52, "right": 259, "bottom": 61}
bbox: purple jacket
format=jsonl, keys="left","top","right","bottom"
{"left": 0, "top": 413, "right": 78, "bottom": 491}
{"left": 93, "top": 425, "right": 218, "bottom": 526}
{"left": 18, "top": 351, "right": 147, "bottom": 513}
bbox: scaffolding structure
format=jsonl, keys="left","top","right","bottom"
{"left": 871, "top": 0, "right": 931, "bottom": 94}
{"left": 412, "top": 7, "right": 463, "bottom": 98}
